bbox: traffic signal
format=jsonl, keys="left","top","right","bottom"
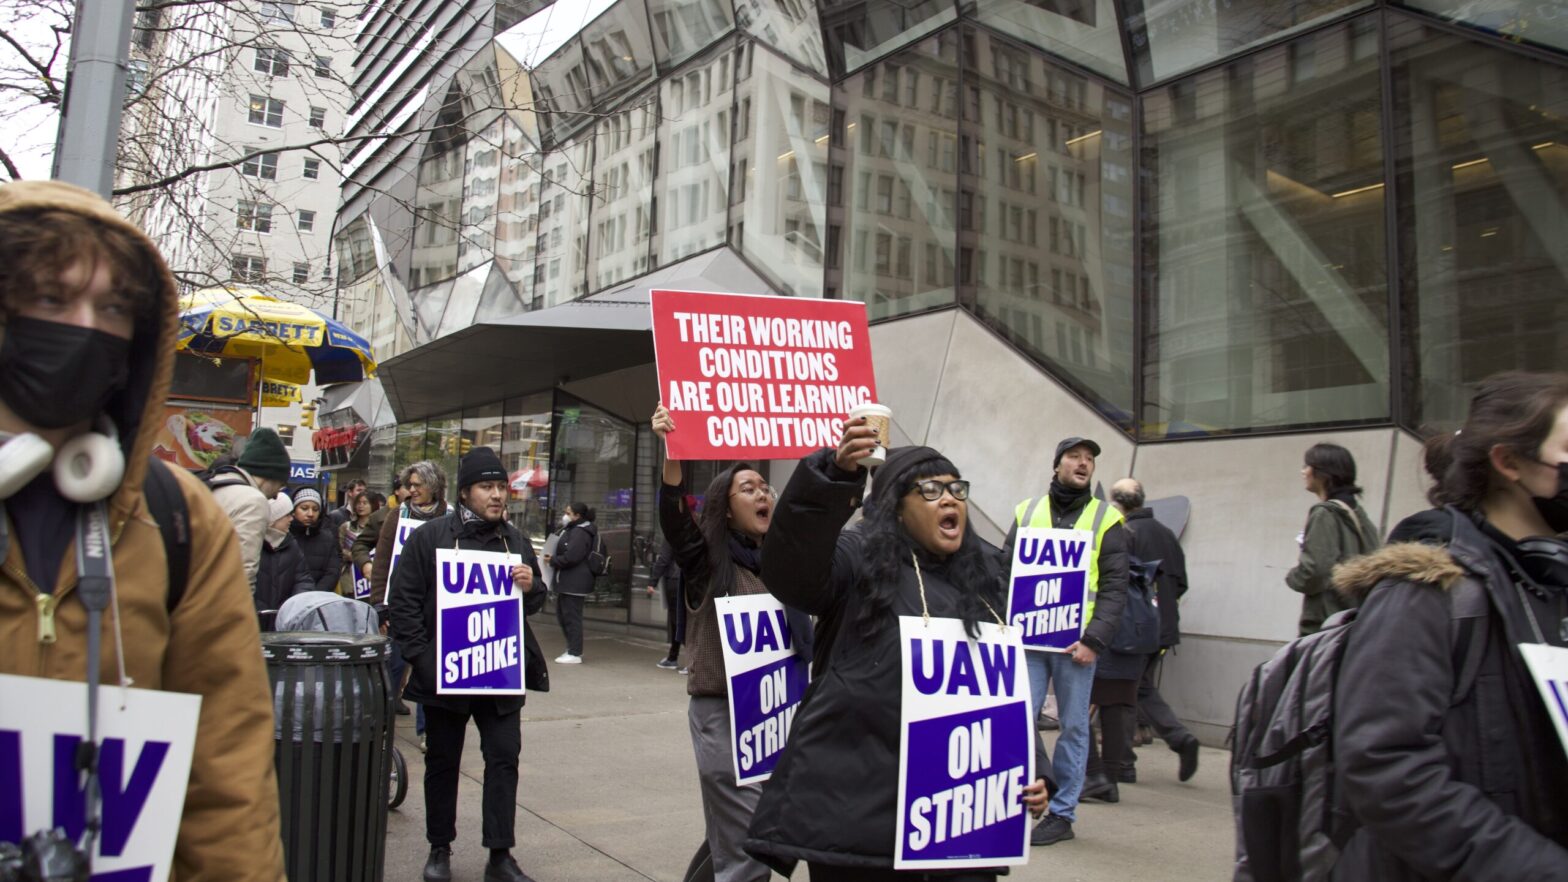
{"left": 459, "top": 437, "right": 473, "bottom": 455}
{"left": 300, "top": 402, "right": 317, "bottom": 428}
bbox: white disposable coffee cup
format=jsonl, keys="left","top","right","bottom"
{"left": 847, "top": 402, "right": 892, "bottom": 468}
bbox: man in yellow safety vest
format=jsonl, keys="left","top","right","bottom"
{"left": 1001, "top": 436, "right": 1130, "bottom": 847}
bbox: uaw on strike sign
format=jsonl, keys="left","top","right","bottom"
{"left": 651, "top": 290, "right": 877, "bottom": 461}
{"left": 1006, "top": 527, "right": 1093, "bottom": 652}
{"left": 435, "top": 548, "right": 525, "bottom": 694}
{"left": 895, "top": 618, "right": 1032, "bottom": 871}
{"left": 1, "top": 674, "right": 201, "bottom": 882}
{"left": 716, "top": 595, "right": 808, "bottom": 786}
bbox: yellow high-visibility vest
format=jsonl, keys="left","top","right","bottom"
{"left": 1012, "top": 495, "right": 1123, "bottom": 625}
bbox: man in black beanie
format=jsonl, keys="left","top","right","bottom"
{"left": 389, "top": 446, "right": 550, "bottom": 882}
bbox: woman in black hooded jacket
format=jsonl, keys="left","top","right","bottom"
{"left": 745, "top": 419, "right": 1051, "bottom": 881}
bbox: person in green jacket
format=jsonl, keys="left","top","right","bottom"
{"left": 1285, "top": 442, "right": 1380, "bottom": 635}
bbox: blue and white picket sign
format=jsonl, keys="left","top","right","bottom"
{"left": 715, "top": 594, "right": 808, "bottom": 786}
{"left": 1006, "top": 527, "right": 1094, "bottom": 652}
{"left": 434, "top": 547, "right": 525, "bottom": 695}
{"left": 0, "top": 673, "right": 201, "bottom": 882}
{"left": 381, "top": 514, "right": 421, "bottom": 604}
{"left": 894, "top": 617, "right": 1032, "bottom": 871}
{"left": 353, "top": 549, "right": 374, "bottom": 600}
{"left": 1520, "top": 643, "right": 1568, "bottom": 756}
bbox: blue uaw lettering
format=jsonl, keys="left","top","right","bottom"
{"left": 910, "top": 638, "right": 1017, "bottom": 697}
{"left": 723, "top": 608, "right": 793, "bottom": 655}
{"left": 0, "top": 731, "right": 170, "bottom": 857}
{"left": 1016, "top": 536, "right": 1086, "bottom": 568}
{"left": 439, "top": 559, "right": 515, "bottom": 595}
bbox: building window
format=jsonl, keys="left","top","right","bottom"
{"left": 297, "top": 209, "right": 316, "bottom": 232}
{"left": 236, "top": 200, "right": 274, "bottom": 233}
{"left": 319, "top": 6, "right": 336, "bottom": 28}
{"left": 233, "top": 255, "right": 266, "bottom": 282}
{"left": 302, "top": 157, "right": 321, "bottom": 179}
{"left": 292, "top": 262, "right": 310, "bottom": 284}
{"left": 254, "top": 47, "right": 290, "bottom": 77}
{"left": 125, "top": 59, "right": 149, "bottom": 97}
{"left": 248, "top": 95, "right": 283, "bottom": 127}
{"left": 308, "top": 105, "right": 326, "bottom": 128}
{"left": 313, "top": 55, "right": 331, "bottom": 77}
{"left": 259, "top": 2, "right": 294, "bottom": 23}
{"left": 240, "top": 149, "right": 277, "bottom": 180}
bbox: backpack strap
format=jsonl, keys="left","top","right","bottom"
{"left": 143, "top": 458, "right": 192, "bottom": 614}
{"left": 1327, "top": 500, "right": 1371, "bottom": 552}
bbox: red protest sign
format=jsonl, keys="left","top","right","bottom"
{"left": 651, "top": 290, "right": 877, "bottom": 461}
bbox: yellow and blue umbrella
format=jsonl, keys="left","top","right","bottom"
{"left": 176, "top": 288, "right": 376, "bottom": 386}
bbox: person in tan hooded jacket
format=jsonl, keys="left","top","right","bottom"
{"left": 0, "top": 180, "right": 285, "bottom": 881}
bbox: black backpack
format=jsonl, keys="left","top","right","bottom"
{"left": 143, "top": 457, "right": 192, "bottom": 612}
{"left": 588, "top": 531, "right": 611, "bottom": 577}
{"left": 1109, "top": 554, "right": 1161, "bottom": 656}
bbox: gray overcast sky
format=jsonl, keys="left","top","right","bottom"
{"left": 2, "top": 3, "right": 67, "bottom": 179}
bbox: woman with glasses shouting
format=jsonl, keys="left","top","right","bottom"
{"left": 741, "top": 418, "right": 1052, "bottom": 881}
{"left": 651, "top": 403, "right": 809, "bottom": 882}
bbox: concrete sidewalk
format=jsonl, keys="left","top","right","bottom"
{"left": 383, "top": 627, "right": 1234, "bottom": 882}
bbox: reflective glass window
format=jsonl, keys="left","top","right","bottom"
{"left": 591, "top": 96, "right": 659, "bottom": 289}
{"left": 460, "top": 404, "right": 507, "bottom": 475}
{"left": 1141, "top": 16, "right": 1389, "bottom": 437}
{"left": 411, "top": 278, "right": 454, "bottom": 343}
{"left": 494, "top": 116, "right": 544, "bottom": 309}
{"left": 730, "top": 44, "right": 830, "bottom": 296}
{"left": 536, "top": 137, "right": 593, "bottom": 307}
{"left": 502, "top": 392, "right": 555, "bottom": 549}
{"left": 425, "top": 412, "right": 463, "bottom": 492}
{"left": 551, "top": 395, "right": 637, "bottom": 623}
{"left": 533, "top": 38, "right": 594, "bottom": 147}
{"left": 734, "top": 0, "right": 828, "bottom": 75}
{"left": 658, "top": 43, "right": 736, "bottom": 264}
{"left": 1124, "top": 0, "right": 1370, "bottom": 86}
{"left": 973, "top": 0, "right": 1129, "bottom": 85}
{"left": 1390, "top": 17, "right": 1568, "bottom": 428}
{"left": 458, "top": 115, "right": 505, "bottom": 276}
{"left": 581, "top": 0, "right": 657, "bottom": 105}
{"left": 822, "top": 0, "right": 956, "bottom": 78}
{"left": 1398, "top": 1, "right": 1568, "bottom": 56}
{"left": 474, "top": 264, "right": 529, "bottom": 324}
{"left": 437, "top": 263, "right": 491, "bottom": 338}
{"left": 649, "top": 0, "right": 734, "bottom": 70}
{"left": 834, "top": 33, "right": 959, "bottom": 319}
{"left": 960, "top": 28, "right": 1134, "bottom": 423}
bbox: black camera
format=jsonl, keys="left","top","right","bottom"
{"left": 0, "top": 829, "right": 89, "bottom": 882}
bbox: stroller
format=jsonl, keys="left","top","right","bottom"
{"left": 273, "top": 592, "right": 409, "bottom": 809}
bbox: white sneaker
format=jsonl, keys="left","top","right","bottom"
{"left": 554, "top": 653, "right": 582, "bottom": 664}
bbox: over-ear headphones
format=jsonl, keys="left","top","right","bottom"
{"left": 0, "top": 419, "right": 125, "bottom": 503}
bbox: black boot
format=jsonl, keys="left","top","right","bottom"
{"left": 484, "top": 850, "right": 536, "bottom": 882}
{"left": 422, "top": 846, "right": 452, "bottom": 882}
{"left": 1176, "top": 736, "right": 1200, "bottom": 782}
{"left": 1080, "top": 772, "right": 1120, "bottom": 803}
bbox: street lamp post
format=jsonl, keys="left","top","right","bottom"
{"left": 50, "top": 0, "right": 136, "bottom": 197}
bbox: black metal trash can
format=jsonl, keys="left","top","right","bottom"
{"left": 261, "top": 632, "right": 393, "bottom": 882}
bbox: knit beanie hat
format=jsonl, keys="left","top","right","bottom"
{"left": 457, "top": 446, "right": 506, "bottom": 491}
{"left": 267, "top": 493, "right": 294, "bottom": 524}
{"left": 869, "top": 446, "right": 957, "bottom": 510}
{"left": 292, "top": 487, "right": 322, "bottom": 510}
{"left": 238, "top": 428, "right": 291, "bottom": 481}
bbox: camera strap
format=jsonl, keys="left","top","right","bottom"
{"left": 72, "top": 501, "right": 114, "bottom": 862}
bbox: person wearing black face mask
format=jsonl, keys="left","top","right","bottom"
{"left": 1326, "top": 371, "right": 1568, "bottom": 881}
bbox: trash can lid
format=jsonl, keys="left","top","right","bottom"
{"left": 261, "top": 632, "right": 390, "bottom": 664}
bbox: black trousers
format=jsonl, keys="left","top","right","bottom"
{"left": 423, "top": 701, "right": 520, "bottom": 849}
{"left": 1086, "top": 678, "right": 1137, "bottom": 778}
{"left": 557, "top": 593, "right": 585, "bottom": 655}
{"left": 808, "top": 864, "right": 996, "bottom": 881}
{"left": 1138, "top": 652, "right": 1194, "bottom": 749}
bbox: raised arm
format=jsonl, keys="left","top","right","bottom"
{"left": 760, "top": 448, "right": 869, "bottom": 616}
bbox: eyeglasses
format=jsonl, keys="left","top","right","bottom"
{"left": 730, "top": 483, "right": 776, "bottom": 500}
{"left": 912, "top": 479, "right": 969, "bottom": 502}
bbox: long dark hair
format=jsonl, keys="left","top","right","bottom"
{"left": 855, "top": 456, "right": 1003, "bottom": 640}
{"left": 1425, "top": 371, "right": 1568, "bottom": 511}
{"left": 1304, "top": 443, "right": 1361, "bottom": 496}
{"left": 699, "top": 462, "right": 759, "bottom": 599}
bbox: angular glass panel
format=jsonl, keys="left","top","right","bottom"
{"left": 411, "top": 278, "right": 455, "bottom": 344}
{"left": 411, "top": 84, "right": 467, "bottom": 289}
{"left": 960, "top": 28, "right": 1134, "bottom": 424}
{"left": 822, "top": 0, "right": 956, "bottom": 77}
{"left": 1390, "top": 17, "right": 1568, "bottom": 429}
{"left": 437, "top": 262, "right": 491, "bottom": 338}
{"left": 532, "top": 37, "right": 594, "bottom": 146}
{"left": 474, "top": 263, "right": 529, "bottom": 324}
{"left": 649, "top": 0, "right": 734, "bottom": 70}
{"left": 658, "top": 42, "right": 737, "bottom": 264}
{"left": 1398, "top": 1, "right": 1568, "bottom": 56}
{"left": 833, "top": 32, "right": 960, "bottom": 319}
{"left": 502, "top": 391, "right": 555, "bottom": 548}
{"left": 536, "top": 137, "right": 593, "bottom": 307}
{"left": 973, "top": 0, "right": 1128, "bottom": 85}
{"left": 1141, "top": 16, "right": 1389, "bottom": 438}
{"left": 494, "top": 115, "right": 545, "bottom": 309}
{"left": 730, "top": 43, "right": 830, "bottom": 295}
{"left": 734, "top": 0, "right": 828, "bottom": 75}
{"left": 581, "top": 0, "right": 657, "bottom": 105}
{"left": 495, "top": 41, "right": 542, "bottom": 146}
{"left": 590, "top": 93, "right": 659, "bottom": 289}
{"left": 1124, "top": 0, "right": 1370, "bottom": 86}
{"left": 458, "top": 115, "right": 505, "bottom": 276}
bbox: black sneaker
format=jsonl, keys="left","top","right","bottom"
{"left": 1080, "top": 772, "right": 1120, "bottom": 804}
{"left": 422, "top": 845, "right": 452, "bottom": 882}
{"left": 1115, "top": 764, "right": 1137, "bottom": 784}
{"left": 1177, "top": 736, "right": 1200, "bottom": 782}
{"left": 484, "top": 852, "right": 537, "bottom": 882}
{"left": 1031, "top": 814, "right": 1074, "bottom": 845}
{"left": 1037, "top": 713, "right": 1060, "bottom": 731}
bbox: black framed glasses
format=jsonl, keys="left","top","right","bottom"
{"left": 912, "top": 479, "right": 969, "bottom": 502}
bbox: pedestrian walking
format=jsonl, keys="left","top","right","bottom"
{"left": 256, "top": 494, "right": 314, "bottom": 615}
{"left": 210, "top": 427, "right": 291, "bottom": 590}
{"left": 649, "top": 539, "right": 686, "bottom": 669}
{"left": 1002, "top": 436, "right": 1129, "bottom": 846}
{"left": 337, "top": 490, "right": 382, "bottom": 595}
{"left": 0, "top": 179, "right": 285, "bottom": 879}
{"left": 1329, "top": 372, "right": 1568, "bottom": 879}
{"left": 289, "top": 486, "right": 342, "bottom": 592}
{"left": 745, "top": 422, "right": 1051, "bottom": 880}
{"left": 551, "top": 501, "right": 598, "bottom": 664}
{"left": 1285, "top": 442, "right": 1379, "bottom": 635}
{"left": 388, "top": 446, "right": 549, "bottom": 882}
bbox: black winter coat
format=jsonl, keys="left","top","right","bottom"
{"left": 1122, "top": 508, "right": 1188, "bottom": 649}
{"left": 552, "top": 520, "right": 598, "bottom": 596}
{"left": 387, "top": 507, "right": 549, "bottom": 714}
{"left": 746, "top": 449, "right": 1048, "bottom": 873}
{"left": 254, "top": 533, "right": 314, "bottom": 613}
{"left": 1329, "top": 510, "right": 1568, "bottom": 880}
{"left": 290, "top": 519, "right": 342, "bottom": 593}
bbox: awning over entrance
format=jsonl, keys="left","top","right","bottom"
{"left": 379, "top": 249, "right": 776, "bottom": 422}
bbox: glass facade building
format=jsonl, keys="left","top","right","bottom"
{"left": 337, "top": 0, "right": 1568, "bottom": 627}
